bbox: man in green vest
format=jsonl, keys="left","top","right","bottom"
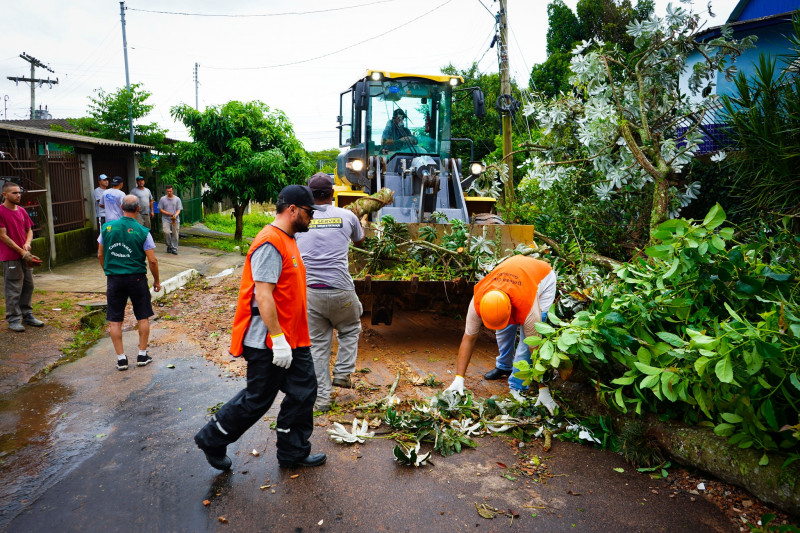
{"left": 98, "top": 195, "right": 162, "bottom": 371}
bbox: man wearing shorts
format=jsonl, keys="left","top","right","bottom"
{"left": 98, "top": 195, "right": 162, "bottom": 370}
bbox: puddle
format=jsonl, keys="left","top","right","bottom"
{"left": 0, "top": 379, "right": 106, "bottom": 527}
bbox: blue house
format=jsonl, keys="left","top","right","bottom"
{"left": 677, "top": 0, "right": 798, "bottom": 152}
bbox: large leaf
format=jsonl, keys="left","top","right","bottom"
{"left": 534, "top": 322, "right": 556, "bottom": 335}
{"left": 702, "top": 204, "right": 726, "bottom": 230}
{"left": 715, "top": 355, "right": 734, "bottom": 383}
{"left": 656, "top": 331, "right": 684, "bottom": 347}
{"left": 634, "top": 362, "right": 662, "bottom": 376}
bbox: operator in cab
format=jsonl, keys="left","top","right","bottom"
{"left": 445, "top": 255, "right": 559, "bottom": 413}
{"left": 382, "top": 109, "right": 417, "bottom": 151}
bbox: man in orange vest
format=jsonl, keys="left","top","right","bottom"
{"left": 194, "top": 185, "right": 326, "bottom": 470}
{"left": 446, "top": 255, "right": 559, "bottom": 413}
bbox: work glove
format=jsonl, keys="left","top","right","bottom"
{"left": 22, "top": 252, "right": 42, "bottom": 267}
{"left": 534, "top": 386, "right": 559, "bottom": 415}
{"left": 445, "top": 375, "right": 465, "bottom": 395}
{"left": 270, "top": 333, "right": 293, "bottom": 369}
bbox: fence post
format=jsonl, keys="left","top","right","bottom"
{"left": 37, "top": 155, "right": 57, "bottom": 264}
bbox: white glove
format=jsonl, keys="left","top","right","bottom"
{"left": 270, "top": 334, "right": 293, "bottom": 369}
{"left": 534, "top": 386, "right": 558, "bottom": 415}
{"left": 446, "top": 375, "right": 465, "bottom": 395}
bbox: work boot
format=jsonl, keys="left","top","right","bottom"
{"left": 314, "top": 400, "right": 331, "bottom": 413}
{"left": 484, "top": 367, "right": 511, "bottom": 380}
{"left": 332, "top": 374, "right": 352, "bottom": 388}
{"left": 194, "top": 435, "right": 232, "bottom": 471}
{"left": 22, "top": 314, "right": 44, "bottom": 327}
{"left": 278, "top": 452, "right": 327, "bottom": 469}
{"left": 8, "top": 321, "right": 25, "bottom": 332}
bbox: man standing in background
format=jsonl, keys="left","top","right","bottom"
{"left": 131, "top": 176, "right": 154, "bottom": 229}
{"left": 0, "top": 181, "right": 44, "bottom": 332}
{"left": 101, "top": 176, "right": 125, "bottom": 222}
{"left": 296, "top": 173, "right": 364, "bottom": 412}
{"left": 158, "top": 186, "right": 182, "bottom": 255}
{"left": 93, "top": 174, "right": 108, "bottom": 229}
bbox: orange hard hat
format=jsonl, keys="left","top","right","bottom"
{"left": 479, "top": 290, "right": 512, "bottom": 330}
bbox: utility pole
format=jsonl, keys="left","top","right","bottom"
{"left": 194, "top": 63, "right": 199, "bottom": 110}
{"left": 120, "top": 1, "right": 134, "bottom": 143}
{"left": 6, "top": 53, "right": 58, "bottom": 119}
{"left": 497, "top": 0, "right": 513, "bottom": 197}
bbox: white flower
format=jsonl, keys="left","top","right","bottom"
{"left": 710, "top": 151, "right": 727, "bottom": 162}
{"left": 572, "top": 39, "right": 592, "bottom": 55}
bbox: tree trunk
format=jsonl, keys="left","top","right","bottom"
{"left": 559, "top": 382, "right": 800, "bottom": 517}
{"left": 649, "top": 175, "right": 671, "bottom": 241}
{"left": 345, "top": 188, "right": 394, "bottom": 219}
{"left": 233, "top": 203, "right": 246, "bottom": 242}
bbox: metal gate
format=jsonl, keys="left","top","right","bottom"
{"left": 47, "top": 149, "right": 85, "bottom": 232}
{"left": 0, "top": 145, "right": 45, "bottom": 237}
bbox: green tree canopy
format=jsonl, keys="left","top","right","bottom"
{"left": 167, "top": 100, "right": 312, "bottom": 241}
{"left": 530, "top": 0, "right": 654, "bottom": 97}
{"left": 307, "top": 148, "right": 340, "bottom": 174}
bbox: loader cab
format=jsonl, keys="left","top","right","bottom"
{"left": 335, "top": 70, "right": 492, "bottom": 222}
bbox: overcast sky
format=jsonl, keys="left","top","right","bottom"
{"left": 1, "top": 0, "right": 739, "bottom": 151}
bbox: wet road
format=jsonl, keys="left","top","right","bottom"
{"left": 1, "top": 326, "right": 735, "bottom": 532}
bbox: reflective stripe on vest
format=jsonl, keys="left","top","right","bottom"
{"left": 473, "top": 255, "right": 553, "bottom": 326}
{"left": 229, "top": 224, "right": 310, "bottom": 356}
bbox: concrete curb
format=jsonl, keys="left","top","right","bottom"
{"left": 152, "top": 268, "right": 198, "bottom": 300}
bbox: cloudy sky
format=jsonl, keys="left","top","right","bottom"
{"left": 1, "top": 0, "right": 739, "bottom": 151}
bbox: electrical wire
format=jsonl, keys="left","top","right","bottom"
{"left": 127, "top": 0, "right": 398, "bottom": 18}
{"left": 476, "top": 0, "right": 495, "bottom": 18}
{"left": 204, "top": 0, "right": 454, "bottom": 71}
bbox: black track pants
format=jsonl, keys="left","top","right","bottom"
{"left": 194, "top": 345, "right": 317, "bottom": 463}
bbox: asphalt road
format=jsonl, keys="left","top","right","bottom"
{"left": 1, "top": 327, "right": 735, "bottom": 532}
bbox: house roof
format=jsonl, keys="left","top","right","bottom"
{"left": 0, "top": 121, "right": 153, "bottom": 151}
{"left": 0, "top": 118, "right": 76, "bottom": 131}
{"left": 696, "top": 11, "right": 795, "bottom": 41}
{"left": 728, "top": 0, "right": 798, "bottom": 23}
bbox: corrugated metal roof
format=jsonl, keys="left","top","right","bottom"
{"left": 0, "top": 122, "right": 153, "bottom": 151}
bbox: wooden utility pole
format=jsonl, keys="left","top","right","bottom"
{"left": 6, "top": 53, "right": 58, "bottom": 119}
{"left": 498, "top": 0, "right": 514, "bottom": 200}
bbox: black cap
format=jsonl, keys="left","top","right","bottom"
{"left": 308, "top": 172, "right": 333, "bottom": 192}
{"left": 277, "top": 185, "right": 320, "bottom": 210}
{"left": 393, "top": 108, "right": 406, "bottom": 118}
{"left": 111, "top": 176, "right": 123, "bottom": 185}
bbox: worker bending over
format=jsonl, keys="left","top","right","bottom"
{"left": 446, "top": 255, "right": 559, "bottom": 413}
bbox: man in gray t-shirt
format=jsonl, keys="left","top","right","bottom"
{"left": 295, "top": 172, "right": 364, "bottom": 412}
{"left": 131, "top": 176, "right": 154, "bottom": 229}
{"left": 157, "top": 185, "right": 183, "bottom": 254}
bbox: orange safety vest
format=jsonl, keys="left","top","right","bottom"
{"left": 229, "top": 224, "right": 310, "bottom": 356}
{"left": 473, "top": 255, "right": 552, "bottom": 326}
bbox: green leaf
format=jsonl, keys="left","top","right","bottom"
{"left": 644, "top": 244, "right": 672, "bottom": 259}
{"left": 534, "top": 322, "right": 556, "bottom": 336}
{"left": 711, "top": 235, "right": 725, "bottom": 250}
{"left": 694, "top": 356, "right": 711, "bottom": 376}
{"left": 634, "top": 362, "right": 662, "bottom": 376}
{"left": 656, "top": 331, "right": 684, "bottom": 347}
{"left": 723, "top": 302, "right": 743, "bottom": 322}
{"left": 663, "top": 257, "right": 680, "bottom": 280}
{"left": 636, "top": 347, "right": 652, "bottom": 365}
{"left": 539, "top": 340, "right": 555, "bottom": 361}
{"left": 614, "top": 388, "right": 627, "bottom": 412}
{"left": 718, "top": 227, "right": 734, "bottom": 240}
{"left": 757, "top": 376, "right": 772, "bottom": 389}
{"left": 715, "top": 355, "right": 734, "bottom": 383}
{"left": 640, "top": 374, "right": 660, "bottom": 389}
{"left": 613, "top": 467, "right": 625, "bottom": 473}
{"left": 702, "top": 204, "right": 726, "bottom": 230}
{"left": 560, "top": 331, "right": 579, "bottom": 346}
{"left": 758, "top": 454, "right": 769, "bottom": 466}
{"left": 721, "top": 412, "right": 743, "bottom": 423}
{"left": 611, "top": 376, "right": 636, "bottom": 386}
{"left": 761, "top": 400, "right": 778, "bottom": 431}
{"left": 686, "top": 328, "right": 719, "bottom": 350}
{"left": 548, "top": 313, "right": 565, "bottom": 326}
{"left": 790, "top": 373, "right": 800, "bottom": 392}
{"left": 523, "top": 336, "right": 544, "bottom": 347}
{"left": 755, "top": 339, "right": 782, "bottom": 360}
{"left": 713, "top": 423, "right": 736, "bottom": 437}
{"left": 745, "top": 347, "right": 763, "bottom": 375}
{"left": 660, "top": 373, "right": 678, "bottom": 402}
{"left": 693, "top": 385, "right": 712, "bottom": 418}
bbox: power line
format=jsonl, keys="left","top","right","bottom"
{"left": 127, "top": 0, "right": 398, "bottom": 18}
{"left": 204, "top": 0, "right": 454, "bottom": 71}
